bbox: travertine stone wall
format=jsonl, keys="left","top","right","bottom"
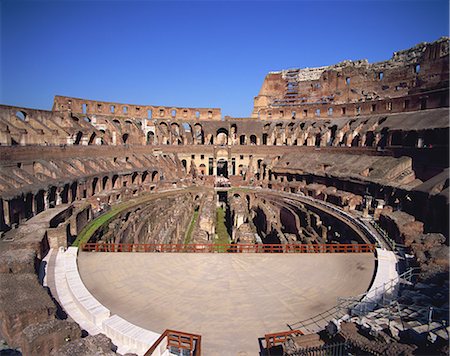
{"left": 253, "top": 37, "right": 449, "bottom": 119}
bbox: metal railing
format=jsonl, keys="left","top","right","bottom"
{"left": 80, "top": 242, "right": 376, "bottom": 254}
{"left": 287, "top": 267, "right": 421, "bottom": 333}
{"left": 265, "top": 329, "right": 303, "bottom": 351}
{"left": 144, "top": 329, "right": 201, "bottom": 356}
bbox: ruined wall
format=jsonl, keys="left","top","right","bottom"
{"left": 52, "top": 95, "right": 222, "bottom": 121}
{"left": 0, "top": 151, "right": 182, "bottom": 232}
{"left": 98, "top": 192, "right": 195, "bottom": 246}
{"left": 253, "top": 37, "right": 449, "bottom": 119}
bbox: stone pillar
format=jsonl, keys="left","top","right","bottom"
{"left": 417, "top": 137, "right": 424, "bottom": 148}
{"left": 44, "top": 191, "right": 49, "bottom": 210}
{"left": 2, "top": 199, "right": 10, "bottom": 226}
{"left": 363, "top": 195, "right": 373, "bottom": 218}
{"left": 31, "top": 193, "right": 36, "bottom": 215}
{"left": 56, "top": 188, "right": 63, "bottom": 206}
{"left": 374, "top": 199, "right": 385, "bottom": 219}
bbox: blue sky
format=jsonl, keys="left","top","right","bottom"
{"left": 1, "top": 0, "right": 448, "bottom": 117}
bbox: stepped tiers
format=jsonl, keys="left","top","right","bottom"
{"left": 0, "top": 37, "right": 448, "bottom": 355}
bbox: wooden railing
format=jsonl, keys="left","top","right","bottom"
{"left": 80, "top": 242, "right": 376, "bottom": 253}
{"left": 144, "top": 329, "right": 201, "bottom": 356}
{"left": 265, "top": 329, "right": 303, "bottom": 354}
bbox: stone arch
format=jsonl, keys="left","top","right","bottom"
{"left": 250, "top": 135, "right": 257, "bottom": 145}
{"left": 365, "top": 131, "right": 375, "bottom": 147}
{"left": 70, "top": 182, "right": 77, "bottom": 202}
{"left": 216, "top": 128, "right": 228, "bottom": 145}
{"left": 102, "top": 176, "right": 109, "bottom": 190}
{"left": 147, "top": 131, "right": 155, "bottom": 145}
{"left": 122, "top": 133, "right": 129, "bottom": 144}
{"left": 315, "top": 133, "right": 322, "bottom": 147}
{"left": 112, "top": 174, "right": 119, "bottom": 189}
{"left": 142, "top": 171, "right": 149, "bottom": 183}
{"left": 74, "top": 132, "right": 83, "bottom": 145}
{"left": 351, "top": 134, "right": 361, "bottom": 147}
{"left": 181, "top": 159, "right": 187, "bottom": 171}
{"left": 92, "top": 177, "right": 99, "bottom": 195}
{"left": 15, "top": 111, "right": 28, "bottom": 122}
{"left": 88, "top": 132, "right": 96, "bottom": 145}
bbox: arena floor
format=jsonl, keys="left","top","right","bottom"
{"left": 78, "top": 252, "right": 375, "bottom": 355}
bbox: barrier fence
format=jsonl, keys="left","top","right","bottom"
{"left": 144, "top": 329, "right": 201, "bottom": 356}
{"left": 80, "top": 242, "right": 376, "bottom": 254}
{"left": 265, "top": 329, "right": 303, "bottom": 351}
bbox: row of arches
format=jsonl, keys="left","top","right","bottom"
{"left": 0, "top": 169, "right": 160, "bottom": 232}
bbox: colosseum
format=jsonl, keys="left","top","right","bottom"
{"left": 0, "top": 37, "right": 448, "bottom": 356}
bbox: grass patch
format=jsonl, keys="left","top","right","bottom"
{"left": 215, "top": 207, "right": 231, "bottom": 251}
{"left": 72, "top": 188, "right": 199, "bottom": 247}
{"left": 184, "top": 209, "right": 199, "bottom": 244}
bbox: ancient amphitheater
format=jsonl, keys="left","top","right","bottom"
{"left": 0, "top": 37, "right": 449, "bottom": 355}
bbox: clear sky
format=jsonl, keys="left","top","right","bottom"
{"left": 1, "top": 0, "right": 448, "bottom": 117}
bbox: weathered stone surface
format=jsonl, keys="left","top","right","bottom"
{"left": 0, "top": 249, "right": 36, "bottom": 274}
{"left": 21, "top": 319, "right": 82, "bottom": 356}
{"left": 339, "top": 322, "right": 417, "bottom": 356}
{"left": 0, "top": 274, "right": 56, "bottom": 347}
{"left": 51, "top": 334, "right": 117, "bottom": 356}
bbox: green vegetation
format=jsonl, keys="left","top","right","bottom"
{"left": 184, "top": 209, "right": 199, "bottom": 244}
{"left": 215, "top": 207, "right": 231, "bottom": 252}
{"left": 72, "top": 188, "right": 200, "bottom": 247}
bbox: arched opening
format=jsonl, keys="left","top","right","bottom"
{"left": 365, "top": 131, "right": 375, "bottom": 147}
{"left": 329, "top": 125, "right": 338, "bottom": 145}
{"left": 111, "top": 174, "right": 119, "bottom": 189}
{"left": 377, "top": 128, "right": 389, "bottom": 148}
{"left": 216, "top": 128, "right": 228, "bottom": 145}
{"left": 194, "top": 124, "right": 204, "bottom": 144}
{"left": 102, "top": 176, "right": 109, "bottom": 190}
{"left": 61, "top": 184, "right": 69, "bottom": 204}
{"left": 48, "top": 186, "right": 57, "bottom": 208}
{"left": 390, "top": 131, "right": 403, "bottom": 146}
{"left": 171, "top": 123, "right": 180, "bottom": 136}
{"left": 88, "top": 132, "right": 96, "bottom": 145}
{"left": 35, "top": 190, "right": 45, "bottom": 214}
{"left": 351, "top": 134, "right": 361, "bottom": 147}
{"left": 147, "top": 131, "right": 155, "bottom": 145}
{"left": 230, "top": 124, "right": 237, "bottom": 141}
{"left": 250, "top": 135, "right": 257, "bottom": 145}
{"left": 132, "top": 172, "right": 138, "bottom": 184}
{"left": 181, "top": 159, "right": 187, "bottom": 171}
{"left": 25, "top": 192, "right": 33, "bottom": 219}
{"left": 217, "top": 159, "right": 228, "bottom": 178}
{"left": 315, "top": 133, "right": 322, "bottom": 147}
{"left": 74, "top": 132, "right": 83, "bottom": 145}
{"left": 151, "top": 171, "right": 159, "bottom": 182}
{"left": 199, "top": 164, "right": 206, "bottom": 175}
{"left": 122, "top": 133, "right": 129, "bottom": 144}
{"left": 240, "top": 135, "right": 246, "bottom": 145}
{"left": 262, "top": 133, "right": 268, "bottom": 145}
{"left": 404, "top": 131, "right": 418, "bottom": 147}
{"left": 92, "top": 178, "right": 99, "bottom": 195}
{"left": 15, "top": 111, "right": 27, "bottom": 121}
{"left": 142, "top": 171, "right": 149, "bottom": 183}
{"left": 70, "top": 182, "right": 77, "bottom": 202}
